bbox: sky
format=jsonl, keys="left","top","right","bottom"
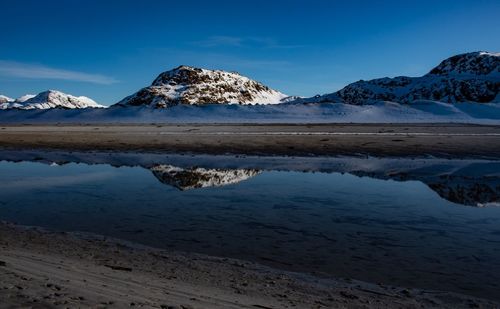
{"left": 0, "top": 0, "right": 499, "bottom": 105}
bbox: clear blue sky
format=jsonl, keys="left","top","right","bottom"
{"left": 1, "top": 0, "right": 499, "bottom": 105}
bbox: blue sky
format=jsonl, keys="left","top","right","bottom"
{"left": 1, "top": 0, "right": 499, "bottom": 105}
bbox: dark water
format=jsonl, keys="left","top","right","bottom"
{"left": 1, "top": 152, "right": 500, "bottom": 300}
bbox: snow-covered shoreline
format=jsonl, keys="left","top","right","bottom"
{"left": 1, "top": 101, "right": 499, "bottom": 124}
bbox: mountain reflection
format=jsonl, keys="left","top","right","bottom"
{"left": 0, "top": 150, "right": 498, "bottom": 206}
{"left": 349, "top": 167, "right": 500, "bottom": 207}
{"left": 148, "top": 164, "right": 499, "bottom": 206}
{"left": 150, "top": 165, "right": 260, "bottom": 190}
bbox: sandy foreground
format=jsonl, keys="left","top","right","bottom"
{"left": 0, "top": 123, "right": 500, "bottom": 157}
{"left": 0, "top": 222, "right": 499, "bottom": 309}
{"left": 1, "top": 123, "right": 500, "bottom": 308}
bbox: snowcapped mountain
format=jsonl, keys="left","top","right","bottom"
{"left": 0, "top": 90, "right": 104, "bottom": 110}
{"left": 2, "top": 51, "right": 498, "bottom": 111}
{"left": 15, "top": 94, "right": 36, "bottom": 103}
{"left": 0, "top": 95, "right": 13, "bottom": 104}
{"left": 300, "top": 51, "right": 499, "bottom": 105}
{"left": 150, "top": 165, "right": 260, "bottom": 190}
{"left": 115, "top": 65, "right": 291, "bottom": 108}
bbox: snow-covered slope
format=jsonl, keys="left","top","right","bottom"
{"left": 0, "top": 95, "right": 16, "bottom": 109}
{"left": 0, "top": 90, "right": 104, "bottom": 110}
{"left": 1, "top": 100, "right": 499, "bottom": 124}
{"left": 116, "top": 65, "right": 290, "bottom": 108}
{"left": 15, "top": 94, "right": 36, "bottom": 103}
{"left": 0, "top": 95, "right": 13, "bottom": 104}
{"left": 150, "top": 165, "right": 260, "bottom": 190}
{"left": 300, "top": 52, "right": 500, "bottom": 104}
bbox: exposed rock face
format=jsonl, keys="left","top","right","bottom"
{"left": 429, "top": 52, "right": 499, "bottom": 76}
{"left": 116, "top": 66, "right": 290, "bottom": 108}
{"left": 0, "top": 90, "right": 103, "bottom": 110}
{"left": 150, "top": 165, "right": 260, "bottom": 190}
{"left": 301, "top": 52, "right": 500, "bottom": 104}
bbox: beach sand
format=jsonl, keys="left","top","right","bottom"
{"left": 0, "top": 123, "right": 499, "bottom": 158}
{"left": 1, "top": 222, "right": 498, "bottom": 308}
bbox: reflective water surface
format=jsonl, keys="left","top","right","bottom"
{"left": 1, "top": 150, "right": 500, "bottom": 300}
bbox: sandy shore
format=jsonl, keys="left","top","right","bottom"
{"left": 1, "top": 123, "right": 500, "bottom": 157}
{"left": 1, "top": 222, "right": 498, "bottom": 308}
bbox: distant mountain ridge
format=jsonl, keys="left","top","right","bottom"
{"left": 1, "top": 51, "right": 498, "bottom": 110}
{"left": 300, "top": 52, "right": 499, "bottom": 104}
{"left": 115, "top": 65, "right": 293, "bottom": 108}
{"left": 0, "top": 90, "right": 103, "bottom": 110}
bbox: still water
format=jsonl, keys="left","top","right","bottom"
{"left": 0, "top": 151, "right": 499, "bottom": 300}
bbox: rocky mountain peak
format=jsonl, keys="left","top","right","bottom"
{"left": 428, "top": 51, "right": 499, "bottom": 76}
{"left": 116, "top": 66, "right": 290, "bottom": 108}
{"left": 299, "top": 51, "right": 500, "bottom": 105}
{"left": 151, "top": 65, "right": 243, "bottom": 87}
